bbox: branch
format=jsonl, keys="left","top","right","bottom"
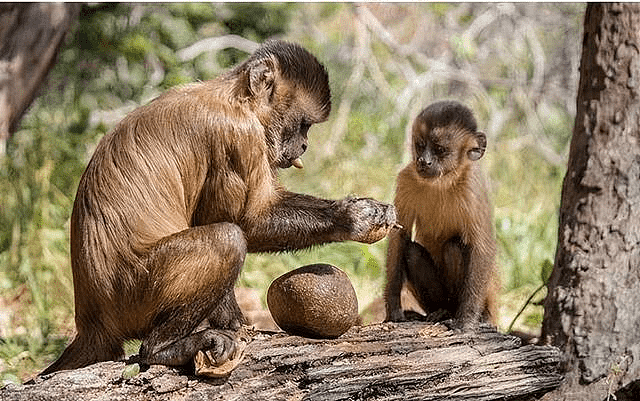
{"left": 324, "top": 16, "right": 368, "bottom": 157}
{"left": 177, "top": 35, "right": 259, "bottom": 62}
{"left": 5, "top": 322, "right": 563, "bottom": 401}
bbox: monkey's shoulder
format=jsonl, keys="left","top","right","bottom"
{"left": 131, "top": 80, "right": 257, "bottom": 125}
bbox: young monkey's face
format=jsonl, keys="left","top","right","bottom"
{"left": 411, "top": 119, "right": 486, "bottom": 180}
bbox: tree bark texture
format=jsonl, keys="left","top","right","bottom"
{"left": 0, "top": 3, "right": 79, "bottom": 154}
{"left": 542, "top": 2, "right": 640, "bottom": 394}
{"left": 2, "top": 322, "right": 562, "bottom": 401}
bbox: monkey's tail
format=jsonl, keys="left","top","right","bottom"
{"left": 40, "top": 334, "right": 124, "bottom": 376}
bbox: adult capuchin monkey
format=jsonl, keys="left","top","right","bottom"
{"left": 384, "top": 101, "right": 498, "bottom": 330}
{"left": 42, "top": 40, "right": 397, "bottom": 375}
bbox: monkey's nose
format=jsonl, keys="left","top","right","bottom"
{"left": 417, "top": 157, "right": 431, "bottom": 170}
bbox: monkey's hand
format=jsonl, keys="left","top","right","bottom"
{"left": 339, "top": 197, "right": 398, "bottom": 244}
{"left": 443, "top": 315, "right": 482, "bottom": 332}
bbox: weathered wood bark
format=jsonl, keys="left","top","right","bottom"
{"left": 2, "top": 322, "right": 562, "bottom": 401}
{"left": 0, "top": 3, "right": 79, "bottom": 154}
{"left": 542, "top": 3, "right": 640, "bottom": 400}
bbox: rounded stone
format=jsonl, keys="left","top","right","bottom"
{"left": 267, "top": 264, "right": 359, "bottom": 339}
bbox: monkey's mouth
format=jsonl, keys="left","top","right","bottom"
{"left": 279, "top": 157, "right": 304, "bottom": 169}
{"left": 416, "top": 166, "right": 440, "bottom": 179}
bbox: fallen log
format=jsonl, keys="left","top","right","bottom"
{"left": 1, "top": 321, "right": 562, "bottom": 401}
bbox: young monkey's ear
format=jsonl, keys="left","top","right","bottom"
{"left": 467, "top": 131, "right": 487, "bottom": 161}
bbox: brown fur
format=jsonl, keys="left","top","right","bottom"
{"left": 384, "top": 100, "right": 499, "bottom": 329}
{"left": 42, "top": 40, "right": 396, "bottom": 375}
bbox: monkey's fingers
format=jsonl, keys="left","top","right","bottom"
{"left": 367, "top": 220, "right": 403, "bottom": 241}
{"left": 360, "top": 224, "right": 395, "bottom": 244}
{"left": 194, "top": 339, "right": 247, "bottom": 378}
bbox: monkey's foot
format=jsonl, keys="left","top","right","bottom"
{"left": 442, "top": 317, "right": 479, "bottom": 333}
{"left": 403, "top": 310, "right": 428, "bottom": 321}
{"left": 194, "top": 337, "right": 247, "bottom": 378}
{"left": 384, "top": 310, "right": 407, "bottom": 323}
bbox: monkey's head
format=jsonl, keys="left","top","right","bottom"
{"left": 235, "top": 40, "right": 331, "bottom": 170}
{"left": 411, "top": 101, "right": 486, "bottom": 180}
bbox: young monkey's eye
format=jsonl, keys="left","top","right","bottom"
{"left": 432, "top": 144, "right": 446, "bottom": 156}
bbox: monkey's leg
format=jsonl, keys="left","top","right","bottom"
{"left": 404, "top": 240, "right": 449, "bottom": 313}
{"left": 207, "top": 287, "right": 246, "bottom": 330}
{"left": 139, "top": 222, "right": 246, "bottom": 367}
{"left": 442, "top": 237, "right": 486, "bottom": 330}
{"left": 441, "top": 236, "right": 467, "bottom": 299}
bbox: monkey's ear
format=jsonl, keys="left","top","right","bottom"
{"left": 467, "top": 131, "right": 487, "bottom": 161}
{"left": 248, "top": 58, "right": 276, "bottom": 100}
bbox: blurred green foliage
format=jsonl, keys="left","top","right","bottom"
{"left": 0, "top": 3, "right": 584, "bottom": 382}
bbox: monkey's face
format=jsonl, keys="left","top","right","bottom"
{"left": 413, "top": 125, "right": 456, "bottom": 179}
{"left": 272, "top": 86, "right": 330, "bottom": 170}
{"left": 242, "top": 40, "right": 331, "bottom": 170}
{"left": 412, "top": 124, "right": 486, "bottom": 180}
{"left": 410, "top": 101, "right": 486, "bottom": 181}
{"left": 276, "top": 116, "right": 311, "bottom": 169}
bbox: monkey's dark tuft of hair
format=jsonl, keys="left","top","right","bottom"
{"left": 252, "top": 39, "right": 331, "bottom": 115}
{"left": 419, "top": 100, "right": 477, "bottom": 132}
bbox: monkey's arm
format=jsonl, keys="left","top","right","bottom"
{"left": 384, "top": 227, "right": 410, "bottom": 321}
{"left": 241, "top": 192, "right": 396, "bottom": 253}
{"left": 241, "top": 191, "right": 396, "bottom": 252}
{"left": 384, "top": 180, "right": 415, "bottom": 322}
{"left": 453, "top": 176, "right": 498, "bottom": 329}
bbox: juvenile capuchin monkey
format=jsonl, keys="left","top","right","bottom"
{"left": 384, "top": 100, "right": 499, "bottom": 330}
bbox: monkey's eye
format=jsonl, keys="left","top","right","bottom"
{"left": 432, "top": 144, "right": 447, "bottom": 156}
{"left": 300, "top": 122, "right": 311, "bottom": 136}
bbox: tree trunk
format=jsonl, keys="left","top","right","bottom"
{"left": 0, "top": 3, "right": 79, "bottom": 154}
{"left": 542, "top": 3, "right": 640, "bottom": 399}
{"left": 2, "top": 322, "right": 562, "bottom": 401}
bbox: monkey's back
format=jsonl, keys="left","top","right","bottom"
{"left": 69, "top": 84, "right": 235, "bottom": 332}
{"left": 69, "top": 106, "right": 193, "bottom": 337}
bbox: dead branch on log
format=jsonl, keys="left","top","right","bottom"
{"left": 2, "top": 321, "right": 562, "bottom": 401}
